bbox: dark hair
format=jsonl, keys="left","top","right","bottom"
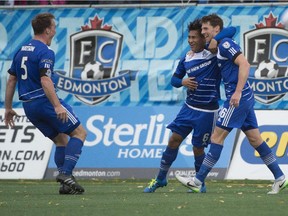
{"left": 31, "top": 13, "right": 55, "bottom": 35}
{"left": 187, "top": 19, "right": 203, "bottom": 36}
{"left": 201, "top": 13, "right": 223, "bottom": 30}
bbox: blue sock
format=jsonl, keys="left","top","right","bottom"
{"left": 194, "top": 153, "right": 205, "bottom": 173}
{"left": 54, "top": 146, "right": 66, "bottom": 173}
{"left": 256, "top": 142, "right": 284, "bottom": 179}
{"left": 195, "top": 153, "right": 206, "bottom": 186}
{"left": 157, "top": 146, "right": 178, "bottom": 180}
{"left": 62, "top": 137, "right": 83, "bottom": 175}
{"left": 196, "top": 143, "right": 223, "bottom": 183}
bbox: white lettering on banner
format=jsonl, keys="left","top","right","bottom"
{"left": 0, "top": 109, "right": 53, "bottom": 179}
{"left": 85, "top": 114, "right": 169, "bottom": 146}
{"left": 57, "top": 76, "right": 128, "bottom": 95}
{"left": 53, "top": 170, "right": 121, "bottom": 178}
{"left": 117, "top": 148, "right": 164, "bottom": 158}
{"left": 171, "top": 170, "right": 219, "bottom": 177}
{"left": 174, "top": 170, "right": 195, "bottom": 177}
{"left": 250, "top": 79, "right": 288, "bottom": 93}
{"left": 84, "top": 113, "right": 194, "bottom": 158}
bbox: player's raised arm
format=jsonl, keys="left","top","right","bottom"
{"left": 207, "top": 26, "right": 236, "bottom": 53}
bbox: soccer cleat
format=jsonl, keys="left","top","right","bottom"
{"left": 59, "top": 182, "right": 84, "bottom": 195}
{"left": 267, "top": 178, "right": 288, "bottom": 195}
{"left": 187, "top": 183, "right": 206, "bottom": 193}
{"left": 59, "top": 183, "right": 83, "bottom": 195}
{"left": 143, "top": 178, "right": 167, "bottom": 193}
{"left": 56, "top": 173, "right": 85, "bottom": 194}
{"left": 175, "top": 175, "right": 201, "bottom": 193}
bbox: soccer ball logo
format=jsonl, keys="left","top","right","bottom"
{"left": 254, "top": 59, "right": 279, "bottom": 79}
{"left": 81, "top": 61, "right": 104, "bottom": 80}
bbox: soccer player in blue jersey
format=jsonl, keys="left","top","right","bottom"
{"left": 4, "top": 13, "right": 87, "bottom": 194}
{"left": 144, "top": 19, "right": 236, "bottom": 193}
{"left": 176, "top": 14, "right": 287, "bottom": 194}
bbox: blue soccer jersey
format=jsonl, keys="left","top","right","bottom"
{"left": 8, "top": 39, "right": 81, "bottom": 139}
{"left": 217, "top": 38, "right": 254, "bottom": 102}
{"left": 174, "top": 49, "right": 221, "bottom": 110}
{"left": 216, "top": 38, "right": 258, "bottom": 131}
{"left": 8, "top": 39, "right": 55, "bottom": 101}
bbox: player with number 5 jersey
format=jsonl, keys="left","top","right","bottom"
{"left": 9, "top": 39, "right": 55, "bottom": 101}
{"left": 5, "top": 12, "right": 87, "bottom": 195}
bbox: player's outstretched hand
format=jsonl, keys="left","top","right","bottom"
{"left": 5, "top": 109, "right": 20, "bottom": 128}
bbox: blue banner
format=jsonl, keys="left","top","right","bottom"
{"left": 1, "top": 5, "right": 288, "bottom": 109}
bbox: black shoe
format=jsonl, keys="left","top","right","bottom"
{"left": 59, "top": 183, "right": 83, "bottom": 195}
{"left": 56, "top": 173, "right": 85, "bottom": 193}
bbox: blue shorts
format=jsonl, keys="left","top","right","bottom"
{"left": 167, "top": 103, "right": 218, "bottom": 148}
{"left": 23, "top": 97, "right": 80, "bottom": 139}
{"left": 216, "top": 98, "right": 258, "bottom": 132}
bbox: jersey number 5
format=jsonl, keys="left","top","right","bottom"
{"left": 21, "top": 56, "right": 28, "bottom": 80}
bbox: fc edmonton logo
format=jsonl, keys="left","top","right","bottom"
{"left": 54, "top": 16, "right": 137, "bottom": 105}
{"left": 244, "top": 13, "right": 288, "bottom": 104}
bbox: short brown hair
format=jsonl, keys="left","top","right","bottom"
{"left": 201, "top": 13, "right": 223, "bottom": 31}
{"left": 31, "top": 13, "right": 55, "bottom": 35}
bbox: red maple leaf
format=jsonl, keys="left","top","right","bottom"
{"left": 81, "top": 16, "right": 112, "bottom": 31}
{"left": 255, "top": 13, "right": 284, "bottom": 29}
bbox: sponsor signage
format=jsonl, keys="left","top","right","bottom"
{"left": 45, "top": 106, "right": 236, "bottom": 179}
{"left": 226, "top": 111, "right": 288, "bottom": 180}
{"left": 0, "top": 109, "right": 53, "bottom": 179}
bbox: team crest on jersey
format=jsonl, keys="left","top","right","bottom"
{"left": 244, "top": 13, "right": 288, "bottom": 104}
{"left": 222, "top": 41, "right": 230, "bottom": 49}
{"left": 54, "top": 16, "right": 137, "bottom": 105}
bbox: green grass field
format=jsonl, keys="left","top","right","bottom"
{"left": 0, "top": 179, "right": 287, "bottom": 216}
